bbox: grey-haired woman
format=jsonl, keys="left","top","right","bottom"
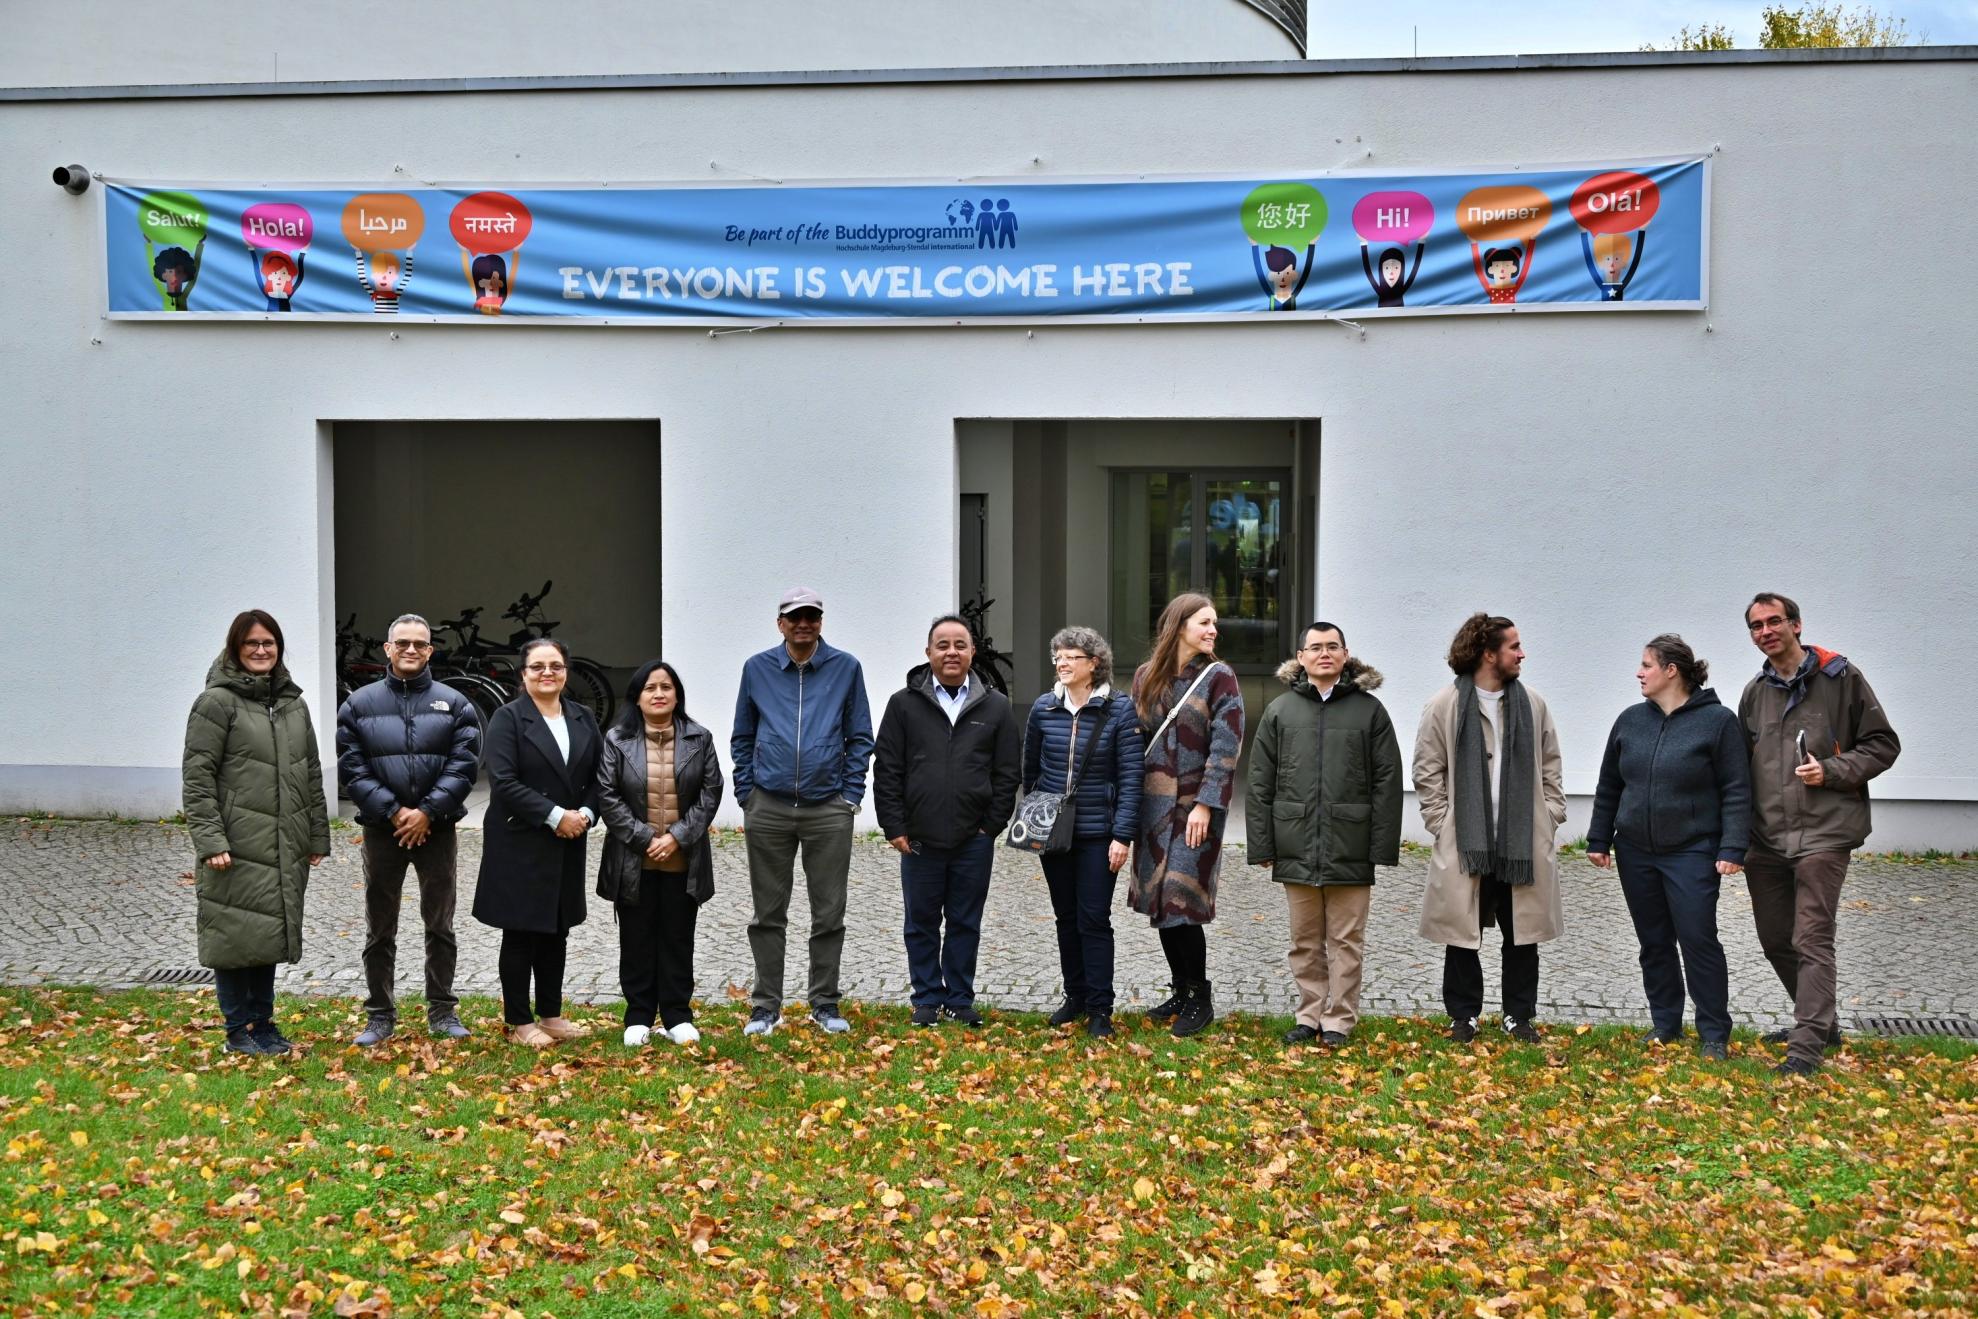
{"left": 1021, "top": 627, "right": 1145, "bottom": 1037}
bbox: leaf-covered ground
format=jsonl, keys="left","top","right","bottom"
{"left": 1, "top": 988, "right": 1973, "bottom": 1317}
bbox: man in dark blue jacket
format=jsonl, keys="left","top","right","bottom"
{"left": 732, "top": 588, "right": 875, "bottom": 1036}
{"left": 336, "top": 614, "right": 481, "bottom": 1045}
{"left": 873, "top": 615, "right": 1021, "bottom": 1027}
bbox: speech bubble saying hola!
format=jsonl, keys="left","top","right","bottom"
{"left": 1456, "top": 185, "right": 1552, "bottom": 243}
{"left": 1570, "top": 171, "right": 1661, "bottom": 235}
{"left": 241, "top": 202, "right": 314, "bottom": 251}
{"left": 450, "top": 191, "right": 533, "bottom": 254}
{"left": 342, "top": 193, "right": 427, "bottom": 252}
{"left": 1351, "top": 190, "right": 1434, "bottom": 245}
{"left": 138, "top": 190, "right": 207, "bottom": 248}
{"left": 1241, "top": 182, "right": 1328, "bottom": 250}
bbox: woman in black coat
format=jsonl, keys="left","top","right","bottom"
{"left": 595, "top": 659, "right": 724, "bottom": 1048}
{"left": 472, "top": 638, "right": 602, "bottom": 1047}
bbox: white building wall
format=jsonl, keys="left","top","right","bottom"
{"left": 1, "top": 0, "right": 1298, "bottom": 88}
{"left": 2, "top": 55, "right": 1974, "bottom": 844}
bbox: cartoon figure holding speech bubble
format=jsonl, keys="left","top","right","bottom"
{"left": 1351, "top": 190, "right": 1433, "bottom": 308}
{"left": 450, "top": 192, "right": 532, "bottom": 315}
{"left": 343, "top": 193, "right": 425, "bottom": 314}
{"left": 1242, "top": 183, "right": 1327, "bottom": 311}
{"left": 1457, "top": 185, "right": 1552, "bottom": 305}
{"left": 138, "top": 190, "right": 208, "bottom": 311}
{"left": 1572, "top": 171, "right": 1660, "bottom": 301}
{"left": 241, "top": 202, "right": 313, "bottom": 312}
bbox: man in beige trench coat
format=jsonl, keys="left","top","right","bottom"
{"left": 1412, "top": 613, "right": 1566, "bottom": 1043}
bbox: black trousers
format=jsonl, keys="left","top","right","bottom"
{"left": 1158, "top": 923, "right": 1208, "bottom": 985}
{"left": 1043, "top": 839, "right": 1118, "bottom": 1012}
{"left": 498, "top": 930, "right": 567, "bottom": 1025}
{"left": 1442, "top": 877, "right": 1540, "bottom": 1023}
{"left": 619, "top": 871, "right": 699, "bottom": 1029}
{"left": 359, "top": 823, "right": 459, "bottom": 1022}
{"left": 213, "top": 964, "right": 276, "bottom": 1032}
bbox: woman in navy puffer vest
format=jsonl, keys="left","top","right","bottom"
{"left": 1022, "top": 626, "right": 1144, "bottom": 1035}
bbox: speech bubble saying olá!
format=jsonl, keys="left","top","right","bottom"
{"left": 450, "top": 192, "right": 533, "bottom": 254}
{"left": 1570, "top": 172, "right": 1660, "bottom": 235}
{"left": 1456, "top": 185, "right": 1552, "bottom": 243}
{"left": 1351, "top": 191, "right": 1434, "bottom": 246}
{"left": 138, "top": 190, "right": 207, "bottom": 249}
{"left": 241, "top": 202, "right": 314, "bottom": 251}
{"left": 342, "top": 193, "right": 427, "bottom": 252}
{"left": 1241, "top": 183, "right": 1327, "bottom": 250}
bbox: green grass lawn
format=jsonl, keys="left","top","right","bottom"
{"left": 2, "top": 987, "right": 1973, "bottom": 1317}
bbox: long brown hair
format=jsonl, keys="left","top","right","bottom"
{"left": 1134, "top": 592, "right": 1217, "bottom": 722}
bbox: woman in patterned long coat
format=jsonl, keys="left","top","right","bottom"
{"left": 1130, "top": 592, "right": 1245, "bottom": 1037}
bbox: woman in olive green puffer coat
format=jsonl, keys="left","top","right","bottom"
{"left": 181, "top": 610, "right": 331, "bottom": 1055}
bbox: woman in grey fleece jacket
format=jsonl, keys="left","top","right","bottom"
{"left": 1587, "top": 634, "right": 1752, "bottom": 1058}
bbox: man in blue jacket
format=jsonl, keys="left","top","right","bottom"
{"left": 336, "top": 614, "right": 481, "bottom": 1045}
{"left": 732, "top": 588, "right": 875, "bottom": 1036}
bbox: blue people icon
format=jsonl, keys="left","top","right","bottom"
{"left": 975, "top": 197, "right": 997, "bottom": 248}
{"left": 1582, "top": 230, "right": 1645, "bottom": 301}
{"left": 1251, "top": 243, "right": 1314, "bottom": 311}
{"left": 1360, "top": 242, "right": 1422, "bottom": 309}
{"left": 994, "top": 198, "right": 1017, "bottom": 249}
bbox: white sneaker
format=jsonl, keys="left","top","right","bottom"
{"left": 666, "top": 1022, "right": 702, "bottom": 1045}
{"left": 622, "top": 1025, "right": 651, "bottom": 1047}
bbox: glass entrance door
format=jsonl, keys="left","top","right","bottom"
{"left": 1110, "top": 469, "right": 1289, "bottom": 672}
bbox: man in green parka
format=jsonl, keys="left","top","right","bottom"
{"left": 182, "top": 610, "right": 332, "bottom": 1054}
{"left": 1246, "top": 621, "right": 1403, "bottom": 1047}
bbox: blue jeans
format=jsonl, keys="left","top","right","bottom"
{"left": 213, "top": 964, "right": 276, "bottom": 1032}
{"left": 1616, "top": 847, "right": 1730, "bottom": 1043}
{"left": 899, "top": 834, "right": 994, "bottom": 1010}
{"left": 1042, "top": 838, "right": 1118, "bottom": 1012}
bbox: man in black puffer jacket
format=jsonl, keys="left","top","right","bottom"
{"left": 872, "top": 615, "right": 1021, "bottom": 1028}
{"left": 336, "top": 614, "right": 481, "bottom": 1045}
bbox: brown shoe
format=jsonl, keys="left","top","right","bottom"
{"left": 535, "top": 1017, "right": 590, "bottom": 1043}
{"left": 509, "top": 1022, "right": 555, "bottom": 1048}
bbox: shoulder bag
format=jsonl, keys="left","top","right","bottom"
{"left": 1006, "top": 697, "right": 1114, "bottom": 855}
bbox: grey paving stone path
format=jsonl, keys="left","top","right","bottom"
{"left": 4, "top": 818, "right": 1974, "bottom": 1036}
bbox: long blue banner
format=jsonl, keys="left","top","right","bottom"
{"left": 104, "top": 158, "right": 1706, "bottom": 324}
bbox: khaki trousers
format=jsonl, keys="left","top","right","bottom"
{"left": 1285, "top": 882, "right": 1373, "bottom": 1032}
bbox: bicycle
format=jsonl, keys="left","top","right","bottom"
{"left": 436, "top": 582, "right": 615, "bottom": 723}
{"left": 428, "top": 607, "right": 526, "bottom": 723}
{"left": 960, "top": 590, "right": 1014, "bottom": 696}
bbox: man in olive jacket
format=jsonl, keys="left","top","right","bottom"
{"left": 1740, "top": 593, "right": 1900, "bottom": 1075}
{"left": 1246, "top": 622, "right": 1403, "bottom": 1046}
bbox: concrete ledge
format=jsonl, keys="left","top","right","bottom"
{"left": 5, "top": 45, "right": 1975, "bottom": 102}
{"left": 0, "top": 765, "right": 180, "bottom": 820}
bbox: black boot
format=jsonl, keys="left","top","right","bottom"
{"left": 1047, "top": 998, "right": 1082, "bottom": 1027}
{"left": 1170, "top": 981, "right": 1215, "bottom": 1038}
{"left": 1145, "top": 985, "right": 1182, "bottom": 1022}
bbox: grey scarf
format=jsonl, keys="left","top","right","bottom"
{"left": 1453, "top": 675, "right": 1536, "bottom": 886}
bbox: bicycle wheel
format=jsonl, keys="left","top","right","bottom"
{"left": 564, "top": 658, "right": 615, "bottom": 724}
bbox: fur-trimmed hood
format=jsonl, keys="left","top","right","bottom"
{"left": 1274, "top": 656, "right": 1384, "bottom": 694}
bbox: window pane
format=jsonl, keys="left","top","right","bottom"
{"left": 1201, "top": 477, "right": 1283, "bottom": 667}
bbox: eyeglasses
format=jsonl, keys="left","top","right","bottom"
{"left": 524, "top": 662, "right": 567, "bottom": 674}
{"left": 1052, "top": 652, "right": 1091, "bottom": 664}
{"left": 782, "top": 610, "right": 823, "bottom": 625}
{"left": 387, "top": 640, "right": 434, "bottom": 652}
{"left": 1747, "top": 615, "right": 1790, "bottom": 633}
{"left": 1298, "top": 642, "right": 1346, "bottom": 655}
{"left": 239, "top": 640, "right": 279, "bottom": 652}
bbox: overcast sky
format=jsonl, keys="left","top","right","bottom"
{"left": 1308, "top": 1, "right": 1978, "bottom": 58}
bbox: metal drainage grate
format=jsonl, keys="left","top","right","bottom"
{"left": 141, "top": 967, "right": 215, "bottom": 986}
{"left": 1854, "top": 1016, "right": 1978, "bottom": 1039}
